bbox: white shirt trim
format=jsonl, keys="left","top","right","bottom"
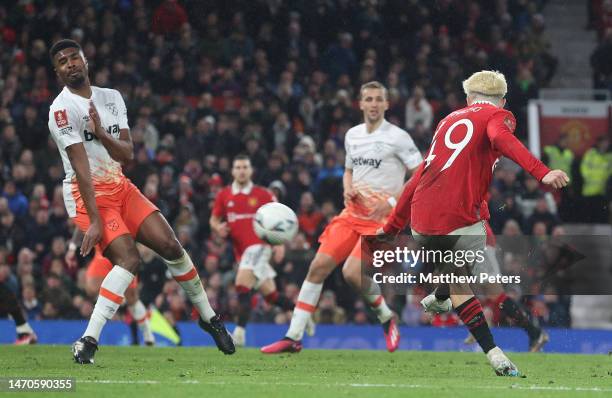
{"left": 471, "top": 100, "right": 498, "bottom": 107}
{"left": 231, "top": 181, "right": 253, "bottom": 195}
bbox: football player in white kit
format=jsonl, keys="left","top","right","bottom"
{"left": 262, "top": 81, "right": 422, "bottom": 354}
{"left": 47, "top": 39, "right": 234, "bottom": 364}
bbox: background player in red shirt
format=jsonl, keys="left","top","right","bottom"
{"left": 210, "top": 155, "right": 297, "bottom": 346}
{"left": 382, "top": 70, "right": 568, "bottom": 376}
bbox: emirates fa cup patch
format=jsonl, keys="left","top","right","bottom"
{"left": 503, "top": 116, "right": 515, "bottom": 132}
{"left": 55, "top": 109, "right": 68, "bottom": 128}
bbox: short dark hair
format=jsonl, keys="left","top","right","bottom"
{"left": 49, "top": 39, "right": 82, "bottom": 62}
{"left": 233, "top": 154, "right": 251, "bottom": 164}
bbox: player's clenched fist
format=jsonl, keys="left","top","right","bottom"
{"left": 541, "top": 169, "right": 570, "bottom": 189}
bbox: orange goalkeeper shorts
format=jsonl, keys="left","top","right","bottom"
{"left": 73, "top": 179, "right": 158, "bottom": 252}
{"left": 317, "top": 210, "right": 383, "bottom": 265}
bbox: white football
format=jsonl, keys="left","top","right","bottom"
{"left": 253, "top": 202, "right": 299, "bottom": 245}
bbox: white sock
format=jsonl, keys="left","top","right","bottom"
{"left": 363, "top": 279, "right": 393, "bottom": 323}
{"left": 164, "top": 249, "right": 216, "bottom": 322}
{"left": 366, "top": 294, "right": 393, "bottom": 323}
{"left": 16, "top": 323, "right": 33, "bottom": 334}
{"left": 286, "top": 280, "right": 322, "bottom": 341}
{"left": 128, "top": 300, "right": 154, "bottom": 343}
{"left": 83, "top": 266, "right": 134, "bottom": 341}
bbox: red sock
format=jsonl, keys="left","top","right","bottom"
{"left": 455, "top": 297, "right": 495, "bottom": 353}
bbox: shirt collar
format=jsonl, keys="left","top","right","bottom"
{"left": 63, "top": 85, "right": 94, "bottom": 101}
{"left": 367, "top": 119, "right": 388, "bottom": 133}
{"left": 231, "top": 181, "right": 253, "bottom": 195}
{"left": 471, "top": 100, "right": 498, "bottom": 107}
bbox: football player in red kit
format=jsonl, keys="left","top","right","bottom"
{"left": 210, "top": 155, "right": 297, "bottom": 346}
{"left": 421, "top": 200, "right": 549, "bottom": 352}
{"left": 381, "top": 70, "right": 568, "bottom": 376}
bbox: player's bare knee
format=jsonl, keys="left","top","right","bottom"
{"left": 158, "top": 237, "right": 183, "bottom": 261}
{"left": 342, "top": 264, "right": 361, "bottom": 289}
{"left": 117, "top": 251, "right": 141, "bottom": 275}
{"left": 306, "top": 256, "right": 335, "bottom": 283}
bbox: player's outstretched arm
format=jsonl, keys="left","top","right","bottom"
{"left": 88, "top": 101, "right": 134, "bottom": 164}
{"left": 487, "top": 112, "right": 568, "bottom": 188}
{"left": 66, "top": 143, "right": 102, "bottom": 256}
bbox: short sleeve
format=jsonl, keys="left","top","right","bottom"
{"left": 48, "top": 105, "right": 82, "bottom": 149}
{"left": 395, "top": 131, "right": 423, "bottom": 169}
{"left": 211, "top": 191, "right": 225, "bottom": 218}
{"left": 115, "top": 90, "right": 129, "bottom": 129}
{"left": 344, "top": 133, "right": 353, "bottom": 169}
{"left": 264, "top": 188, "right": 277, "bottom": 203}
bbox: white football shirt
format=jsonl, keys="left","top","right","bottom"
{"left": 48, "top": 86, "right": 129, "bottom": 217}
{"left": 344, "top": 119, "right": 422, "bottom": 220}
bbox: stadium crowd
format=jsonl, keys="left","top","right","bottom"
{"left": 0, "top": 0, "right": 609, "bottom": 336}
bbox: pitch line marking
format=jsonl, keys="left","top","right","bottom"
{"left": 78, "top": 379, "right": 612, "bottom": 392}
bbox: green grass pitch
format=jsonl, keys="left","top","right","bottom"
{"left": 0, "top": 345, "right": 610, "bottom": 398}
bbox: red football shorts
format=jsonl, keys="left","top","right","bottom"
{"left": 72, "top": 179, "right": 158, "bottom": 252}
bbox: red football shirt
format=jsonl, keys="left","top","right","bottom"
{"left": 386, "top": 102, "right": 550, "bottom": 235}
{"left": 212, "top": 183, "right": 275, "bottom": 259}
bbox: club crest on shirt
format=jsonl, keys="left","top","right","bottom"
{"left": 248, "top": 197, "right": 258, "bottom": 207}
{"left": 105, "top": 102, "right": 118, "bottom": 116}
{"left": 106, "top": 219, "right": 119, "bottom": 231}
{"left": 227, "top": 200, "right": 234, "bottom": 207}
{"left": 54, "top": 109, "right": 68, "bottom": 128}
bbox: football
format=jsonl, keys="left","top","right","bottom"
{"left": 253, "top": 202, "right": 299, "bottom": 245}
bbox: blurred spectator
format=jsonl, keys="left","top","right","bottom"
{"left": 137, "top": 244, "right": 169, "bottom": 307}
{"left": 515, "top": 175, "right": 557, "bottom": 222}
{"left": 591, "top": 28, "right": 612, "bottom": 92}
{"left": 2, "top": 180, "right": 28, "bottom": 218}
{"left": 324, "top": 32, "right": 357, "bottom": 82}
{"left": 21, "top": 284, "right": 41, "bottom": 320}
{"left": 297, "top": 192, "right": 324, "bottom": 246}
{"left": 283, "top": 232, "right": 315, "bottom": 285}
{"left": 314, "top": 290, "right": 347, "bottom": 324}
{"left": 314, "top": 155, "right": 344, "bottom": 205}
{"left": 489, "top": 193, "right": 525, "bottom": 234}
{"left": 405, "top": 85, "right": 433, "bottom": 132}
{"left": 152, "top": 0, "right": 188, "bottom": 36}
{"left": 525, "top": 198, "right": 561, "bottom": 234}
{"left": 580, "top": 135, "right": 612, "bottom": 222}
{"left": 542, "top": 133, "right": 575, "bottom": 178}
